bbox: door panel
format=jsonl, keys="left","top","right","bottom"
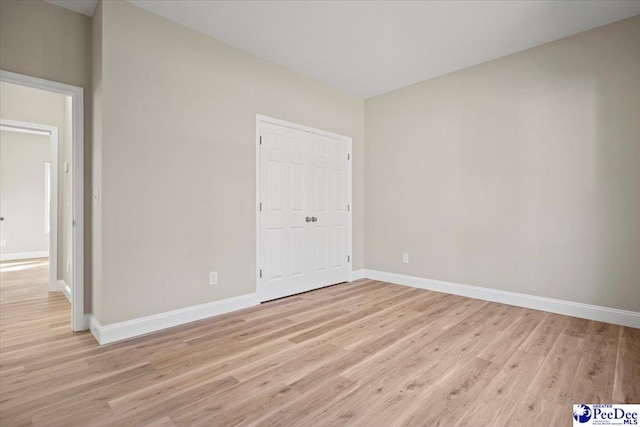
{"left": 331, "top": 225, "right": 345, "bottom": 268}
{"left": 290, "top": 227, "right": 305, "bottom": 276}
{"left": 315, "top": 225, "right": 328, "bottom": 272}
{"left": 316, "top": 166, "right": 328, "bottom": 212}
{"left": 291, "top": 164, "right": 305, "bottom": 211}
{"left": 260, "top": 121, "right": 349, "bottom": 301}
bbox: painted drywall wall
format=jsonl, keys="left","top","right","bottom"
{"left": 93, "top": 0, "right": 365, "bottom": 325}
{"left": 91, "top": 1, "right": 103, "bottom": 324}
{"left": 365, "top": 15, "right": 640, "bottom": 312}
{"left": 0, "top": 83, "right": 71, "bottom": 283}
{"left": 0, "top": 0, "right": 92, "bottom": 311}
{"left": 0, "top": 131, "right": 50, "bottom": 255}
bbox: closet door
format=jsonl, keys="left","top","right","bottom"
{"left": 260, "top": 121, "right": 349, "bottom": 301}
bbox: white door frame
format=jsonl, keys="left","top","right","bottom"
{"left": 0, "top": 120, "right": 58, "bottom": 291}
{"left": 256, "top": 114, "right": 352, "bottom": 302}
{"left": 1, "top": 70, "right": 86, "bottom": 331}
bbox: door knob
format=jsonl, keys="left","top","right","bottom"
{"left": 0, "top": 216, "right": 4, "bottom": 221}
{"left": 312, "top": 217, "right": 317, "bottom": 222}
{"left": 305, "top": 217, "right": 312, "bottom": 223}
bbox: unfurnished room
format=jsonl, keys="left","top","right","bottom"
{"left": 0, "top": 0, "right": 639, "bottom": 426}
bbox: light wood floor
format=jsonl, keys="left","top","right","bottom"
{"left": 1, "top": 259, "right": 638, "bottom": 426}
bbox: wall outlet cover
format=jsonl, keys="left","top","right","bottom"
{"left": 209, "top": 271, "right": 218, "bottom": 286}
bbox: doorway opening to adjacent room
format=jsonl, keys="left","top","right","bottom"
{"left": 256, "top": 115, "right": 353, "bottom": 302}
{"left": 0, "top": 71, "right": 85, "bottom": 331}
{"left": 0, "top": 120, "right": 58, "bottom": 289}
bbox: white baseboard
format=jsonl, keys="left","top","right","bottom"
{"left": 90, "top": 293, "right": 260, "bottom": 345}
{"left": 364, "top": 269, "right": 640, "bottom": 329}
{"left": 350, "top": 269, "right": 365, "bottom": 281}
{"left": 87, "top": 271, "right": 638, "bottom": 345}
{"left": 57, "top": 280, "right": 72, "bottom": 303}
{"left": 0, "top": 251, "right": 49, "bottom": 261}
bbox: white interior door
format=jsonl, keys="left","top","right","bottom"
{"left": 259, "top": 120, "right": 350, "bottom": 301}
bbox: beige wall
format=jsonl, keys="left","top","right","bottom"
{"left": 0, "top": 131, "right": 50, "bottom": 255}
{"left": 91, "top": 1, "right": 103, "bottom": 323}
{"left": 3, "top": 0, "right": 637, "bottom": 326}
{"left": 93, "top": 1, "right": 365, "bottom": 325}
{"left": 0, "top": 82, "right": 71, "bottom": 284}
{"left": 365, "top": 15, "right": 640, "bottom": 312}
{"left": 0, "top": 0, "right": 92, "bottom": 311}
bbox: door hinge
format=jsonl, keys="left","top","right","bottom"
{"left": 347, "top": 153, "right": 350, "bottom": 160}
{"left": 347, "top": 204, "right": 350, "bottom": 212}
{"left": 260, "top": 136, "right": 262, "bottom": 145}
{"left": 260, "top": 269, "right": 262, "bottom": 278}
{"left": 348, "top": 255, "right": 350, "bottom": 263}
{"left": 260, "top": 202, "right": 262, "bottom": 211}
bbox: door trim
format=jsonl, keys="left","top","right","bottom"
{"left": 0, "top": 120, "right": 58, "bottom": 291}
{"left": 256, "top": 114, "right": 352, "bottom": 302}
{"left": 1, "top": 70, "right": 86, "bottom": 331}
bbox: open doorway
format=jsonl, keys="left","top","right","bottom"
{"left": 0, "top": 120, "right": 59, "bottom": 293}
{"left": 0, "top": 71, "right": 85, "bottom": 331}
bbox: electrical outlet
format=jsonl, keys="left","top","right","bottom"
{"left": 402, "top": 253, "right": 409, "bottom": 264}
{"left": 209, "top": 271, "right": 218, "bottom": 286}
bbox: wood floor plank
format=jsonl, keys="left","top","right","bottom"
{"left": 253, "top": 374, "right": 357, "bottom": 427}
{"left": 613, "top": 326, "right": 640, "bottom": 403}
{"left": 519, "top": 312, "right": 570, "bottom": 357}
{"left": 505, "top": 393, "right": 565, "bottom": 427}
{"left": 476, "top": 308, "right": 545, "bottom": 365}
{"left": 568, "top": 321, "right": 620, "bottom": 403}
{"left": 1, "top": 258, "right": 637, "bottom": 427}
{"left": 393, "top": 357, "right": 501, "bottom": 427}
{"left": 527, "top": 333, "right": 585, "bottom": 405}
{"left": 286, "top": 312, "right": 438, "bottom": 394}
{"left": 143, "top": 416, "right": 176, "bottom": 427}
{"left": 455, "top": 350, "right": 547, "bottom": 426}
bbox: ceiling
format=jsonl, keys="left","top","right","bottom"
{"left": 47, "top": 1, "right": 640, "bottom": 98}
{"left": 45, "top": 0, "right": 98, "bottom": 17}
